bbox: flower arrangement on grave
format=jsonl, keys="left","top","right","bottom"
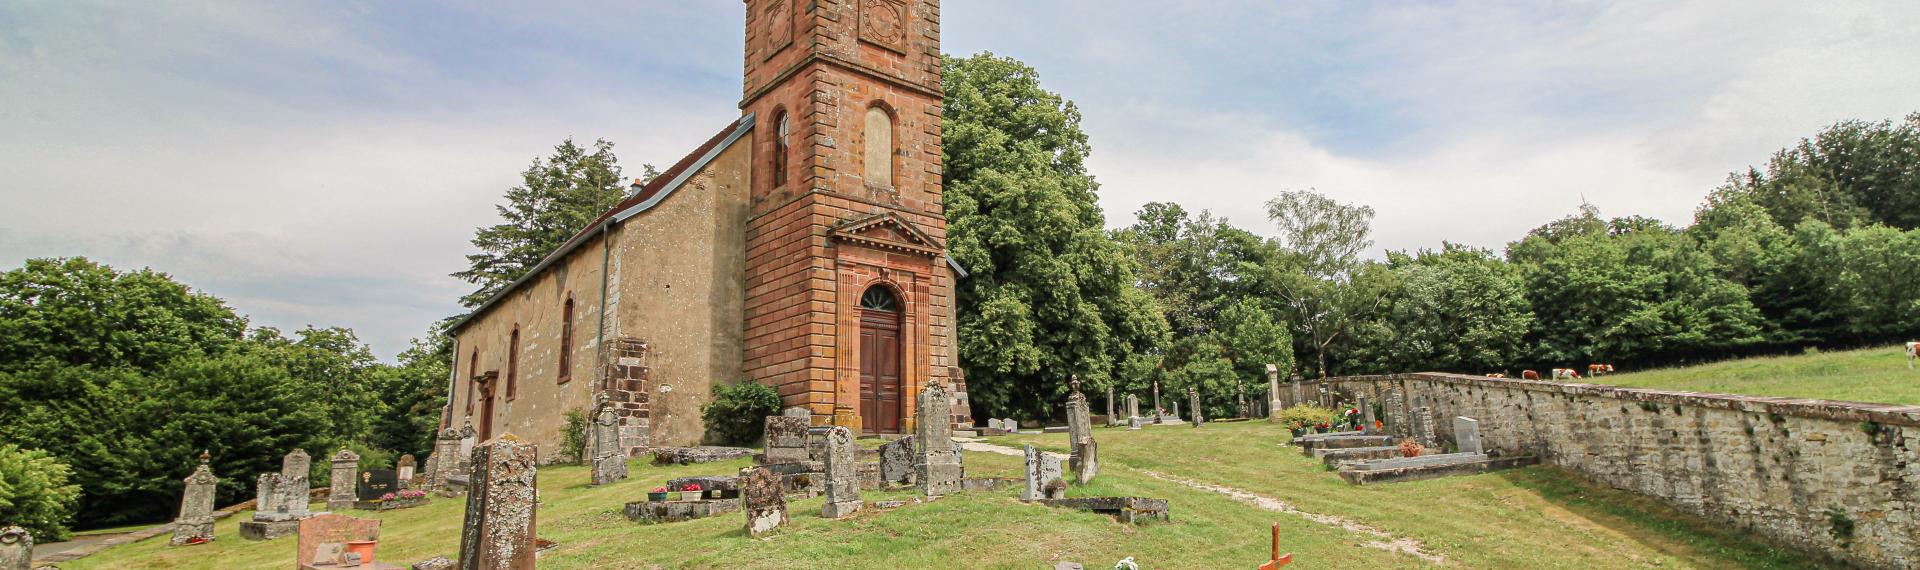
{"left": 397, "top": 489, "right": 427, "bottom": 501}
{"left": 1398, "top": 439, "right": 1424, "bottom": 458}
{"left": 380, "top": 492, "right": 397, "bottom": 502}
{"left": 680, "top": 483, "right": 703, "bottom": 500}
{"left": 1277, "top": 404, "right": 1339, "bottom": 437}
{"left": 649, "top": 486, "right": 669, "bottom": 502}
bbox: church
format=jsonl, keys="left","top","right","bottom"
{"left": 439, "top": 0, "right": 969, "bottom": 458}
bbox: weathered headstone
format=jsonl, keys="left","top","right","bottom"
{"left": 878, "top": 436, "right": 915, "bottom": 485}
{"left": 456, "top": 420, "right": 477, "bottom": 476}
{"left": 1127, "top": 415, "right": 1142, "bottom": 430}
{"left": 1360, "top": 396, "right": 1376, "bottom": 432}
{"left": 1151, "top": 380, "right": 1163, "bottom": 424}
{"left": 1266, "top": 364, "right": 1283, "bottom": 420}
{"left": 1074, "top": 437, "right": 1098, "bottom": 484}
{"left": 741, "top": 467, "right": 787, "bottom": 537}
{"left": 914, "top": 381, "right": 963, "bottom": 496}
{"left": 1290, "top": 369, "right": 1304, "bottom": 409}
{"left": 1189, "top": 387, "right": 1204, "bottom": 427}
{"left": 1065, "top": 378, "right": 1093, "bottom": 481}
{"left": 1106, "top": 386, "right": 1118, "bottom": 427}
{"left": 763, "top": 416, "right": 812, "bottom": 464}
{"left": 1021, "top": 445, "right": 1065, "bottom": 501}
{"left": 170, "top": 450, "right": 219, "bottom": 546}
{"left": 1453, "top": 416, "right": 1483, "bottom": 454}
{"left": 458, "top": 435, "right": 537, "bottom": 570}
{"left": 590, "top": 396, "right": 628, "bottom": 486}
{"left": 413, "top": 557, "right": 454, "bottom": 570}
{"left": 1126, "top": 394, "right": 1139, "bottom": 421}
{"left": 297, "top": 513, "right": 383, "bottom": 569}
{"left": 430, "top": 426, "right": 463, "bottom": 490}
{"left": 1412, "top": 407, "right": 1438, "bottom": 449}
{"left": 397, "top": 454, "right": 418, "bottom": 484}
{"left": 782, "top": 406, "right": 812, "bottom": 419}
{"left": 327, "top": 447, "right": 360, "bottom": 512}
{"left": 821, "top": 426, "right": 861, "bottom": 519}
{"left": 1, "top": 526, "right": 31, "bottom": 570}
{"left": 241, "top": 448, "right": 312, "bottom": 540}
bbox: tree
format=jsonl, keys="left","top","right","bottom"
{"left": 0, "top": 257, "right": 245, "bottom": 374}
{"left": 0, "top": 444, "right": 80, "bottom": 541}
{"left": 454, "top": 138, "right": 627, "bottom": 307}
{"left": 368, "top": 325, "right": 453, "bottom": 459}
{"left": 1712, "top": 113, "right": 1920, "bottom": 231}
{"left": 1264, "top": 190, "right": 1390, "bottom": 376}
{"left": 1381, "top": 245, "right": 1532, "bottom": 373}
{"left": 944, "top": 53, "right": 1168, "bottom": 419}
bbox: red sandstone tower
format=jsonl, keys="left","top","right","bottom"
{"left": 740, "top": 0, "right": 959, "bottom": 434}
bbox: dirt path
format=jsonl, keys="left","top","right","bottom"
{"left": 958, "top": 438, "right": 1446, "bottom": 565}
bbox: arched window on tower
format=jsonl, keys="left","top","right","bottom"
{"left": 558, "top": 296, "right": 574, "bottom": 384}
{"left": 864, "top": 106, "right": 893, "bottom": 188}
{"left": 506, "top": 326, "right": 520, "bottom": 401}
{"left": 466, "top": 349, "right": 478, "bottom": 415}
{"left": 773, "top": 111, "right": 791, "bottom": 188}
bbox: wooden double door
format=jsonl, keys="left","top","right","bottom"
{"left": 858, "top": 289, "right": 905, "bottom": 434}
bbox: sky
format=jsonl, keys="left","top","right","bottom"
{"left": 3, "top": 0, "right": 1917, "bottom": 360}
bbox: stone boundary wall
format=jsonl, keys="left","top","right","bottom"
{"left": 1308, "top": 373, "right": 1918, "bottom": 568}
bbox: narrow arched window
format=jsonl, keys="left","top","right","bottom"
{"left": 466, "top": 350, "right": 478, "bottom": 414}
{"left": 558, "top": 296, "right": 574, "bottom": 384}
{"left": 506, "top": 326, "right": 520, "bottom": 400}
{"left": 864, "top": 106, "right": 893, "bottom": 187}
{"left": 773, "top": 111, "right": 791, "bottom": 188}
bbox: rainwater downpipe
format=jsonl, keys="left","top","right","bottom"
{"left": 594, "top": 223, "right": 613, "bottom": 390}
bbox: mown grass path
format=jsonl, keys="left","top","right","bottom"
{"left": 71, "top": 422, "right": 1831, "bottom": 569}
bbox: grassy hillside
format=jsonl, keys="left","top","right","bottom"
{"left": 71, "top": 422, "right": 1828, "bottom": 569}
{"left": 1591, "top": 344, "right": 1920, "bottom": 405}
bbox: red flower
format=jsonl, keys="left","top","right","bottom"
{"left": 651, "top": 486, "right": 667, "bottom": 493}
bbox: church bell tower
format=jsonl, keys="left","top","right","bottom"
{"left": 739, "top": 0, "right": 958, "bottom": 434}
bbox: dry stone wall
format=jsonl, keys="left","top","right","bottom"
{"left": 1312, "top": 373, "right": 1918, "bottom": 568}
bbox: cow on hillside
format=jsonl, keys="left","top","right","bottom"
{"left": 1588, "top": 364, "right": 1615, "bottom": 376}
{"left": 1552, "top": 368, "right": 1580, "bottom": 381}
{"left": 1521, "top": 370, "right": 1540, "bottom": 380}
{"left": 1907, "top": 342, "right": 1918, "bottom": 369}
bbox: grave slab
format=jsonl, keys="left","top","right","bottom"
{"left": 1339, "top": 455, "right": 1539, "bottom": 485}
{"left": 1036, "top": 497, "right": 1170, "bottom": 524}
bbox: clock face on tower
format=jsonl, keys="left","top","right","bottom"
{"left": 764, "top": 0, "right": 794, "bottom": 60}
{"left": 859, "top": 0, "right": 909, "bottom": 54}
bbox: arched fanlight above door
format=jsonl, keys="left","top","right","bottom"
{"left": 860, "top": 286, "right": 899, "bottom": 312}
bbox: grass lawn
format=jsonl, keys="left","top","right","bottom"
{"left": 1589, "top": 344, "right": 1920, "bottom": 406}
{"left": 70, "top": 423, "right": 1832, "bottom": 569}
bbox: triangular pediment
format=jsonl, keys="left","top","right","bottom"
{"left": 831, "top": 212, "right": 943, "bottom": 256}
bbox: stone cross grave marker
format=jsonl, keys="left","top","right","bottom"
{"left": 590, "top": 396, "right": 628, "bottom": 486}
{"left": 1189, "top": 387, "right": 1204, "bottom": 427}
{"left": 879, "top": 435, "right": 915, "bottom": 486}
{"left": 170, "top": 450, "right": 218, "bottom": 546}
{"left": 915, "top": 380, "right": 963, "bottom": 496}
{"left": 822, "top": 426, "right": 861, "bottom": 519}
{"left": 1021, "top": 445, "right": 1066, "bottom": 501}
{"left": 1453, "top": 416, "right": 1483, "bottom": 454}
{"left": 741, "top": 467, "right": 787, "bottom": 537}
{"left": 458, "top": 434, "right": 538, "bottom": 570}
{"left": 763, "top": 416, "right": 812, "bottom": 464}
{"left": 1, "top": 526, "right": 31, "bottom": 570}
{"left": 297, "top": 513, "right": 382, "bottom": 569}
{"left": 327, "top": 447, "right": 360, "bottom": 512}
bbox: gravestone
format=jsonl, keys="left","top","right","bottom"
{"left": 170, "top": 450, "right": 219, "bottom": 546}
{"left": 782, "top": 406, "right": 811, "bottom": 419}
{"left": 1172, "top": 400, "right": 1180, "bottom": 421}
{"left": 821, "top": 426, "right": 861, "bottom": 519}
{"left": 914, "top": 381, "right": 963, "bottom": 496}
{"left": 357, "top": 470, "right": 400, "bottom": 501}
{"left": 1065, "top": 378, "right": 1093, "bottom": 480}
{"left": 1021, "top": 445, "right": 1065, "bottom": 501}
{"left": 1151, "top": 380, "right": 1163, "bottom": 424}
{"left": 1189, "top": 387, "right": 1204, "bottom": 427}
{"left": 456, "top": 419, "right": 477, "bottom": 477}
{"left": 1358, "top": 396, "right": 1374, "bottom": 432}
{"left": 1290, "top": 370, "right": 1304, "bottom": 409}
{"left": 1126, "top": 394, "right": 1139, "bottom": 421}
{"left": 297, "top": 513, "right": 383, "bottom": 569}
{"left": 741, "top": 467, "right": 787, "bottom": 537}
{"left": 590, "top": 396, "right": 628, "bottom": 486}
{"left": 327, "top": 447, "right": 360, "bottom": 512}
{"left": 1003, "top": 418, "right": 1020, "bottom": 434}
{"left": 1106, "top": 386, "right": 1118, "bottom": 427}
{"left": 878, "top": 436, "right": 915, "bottom": 485}
{"left": 241, "top": 449, "right": 311, "bottom": 540}
{"left": 1266, "top": 364, "right": 1283, "bottom": 420}
{"left": 763, "top": 416, "right": 812, "bottom": 464}
{"left": 397, "top": 454, "right": 418, "bottom": 485}
{"left": 1453, "top": 416, "right": 1483, "bottom": 454}
{"left": 1412, "top": 407, "right": 1438, "bottom": 449}
{"left": 1, "top": 526, "right": 31, "bottom": 570}
{"left": 458, "top": 435, "right": 538, "bottom": 570}
{"left": 1074, "top": 437, "right": 1098, "bottom": 484}
{"left": 429, "top": 426, "right": 462, "bottom": 490}
{"left": 1127, "top": 415, "right": 1142, "bottom": 430}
